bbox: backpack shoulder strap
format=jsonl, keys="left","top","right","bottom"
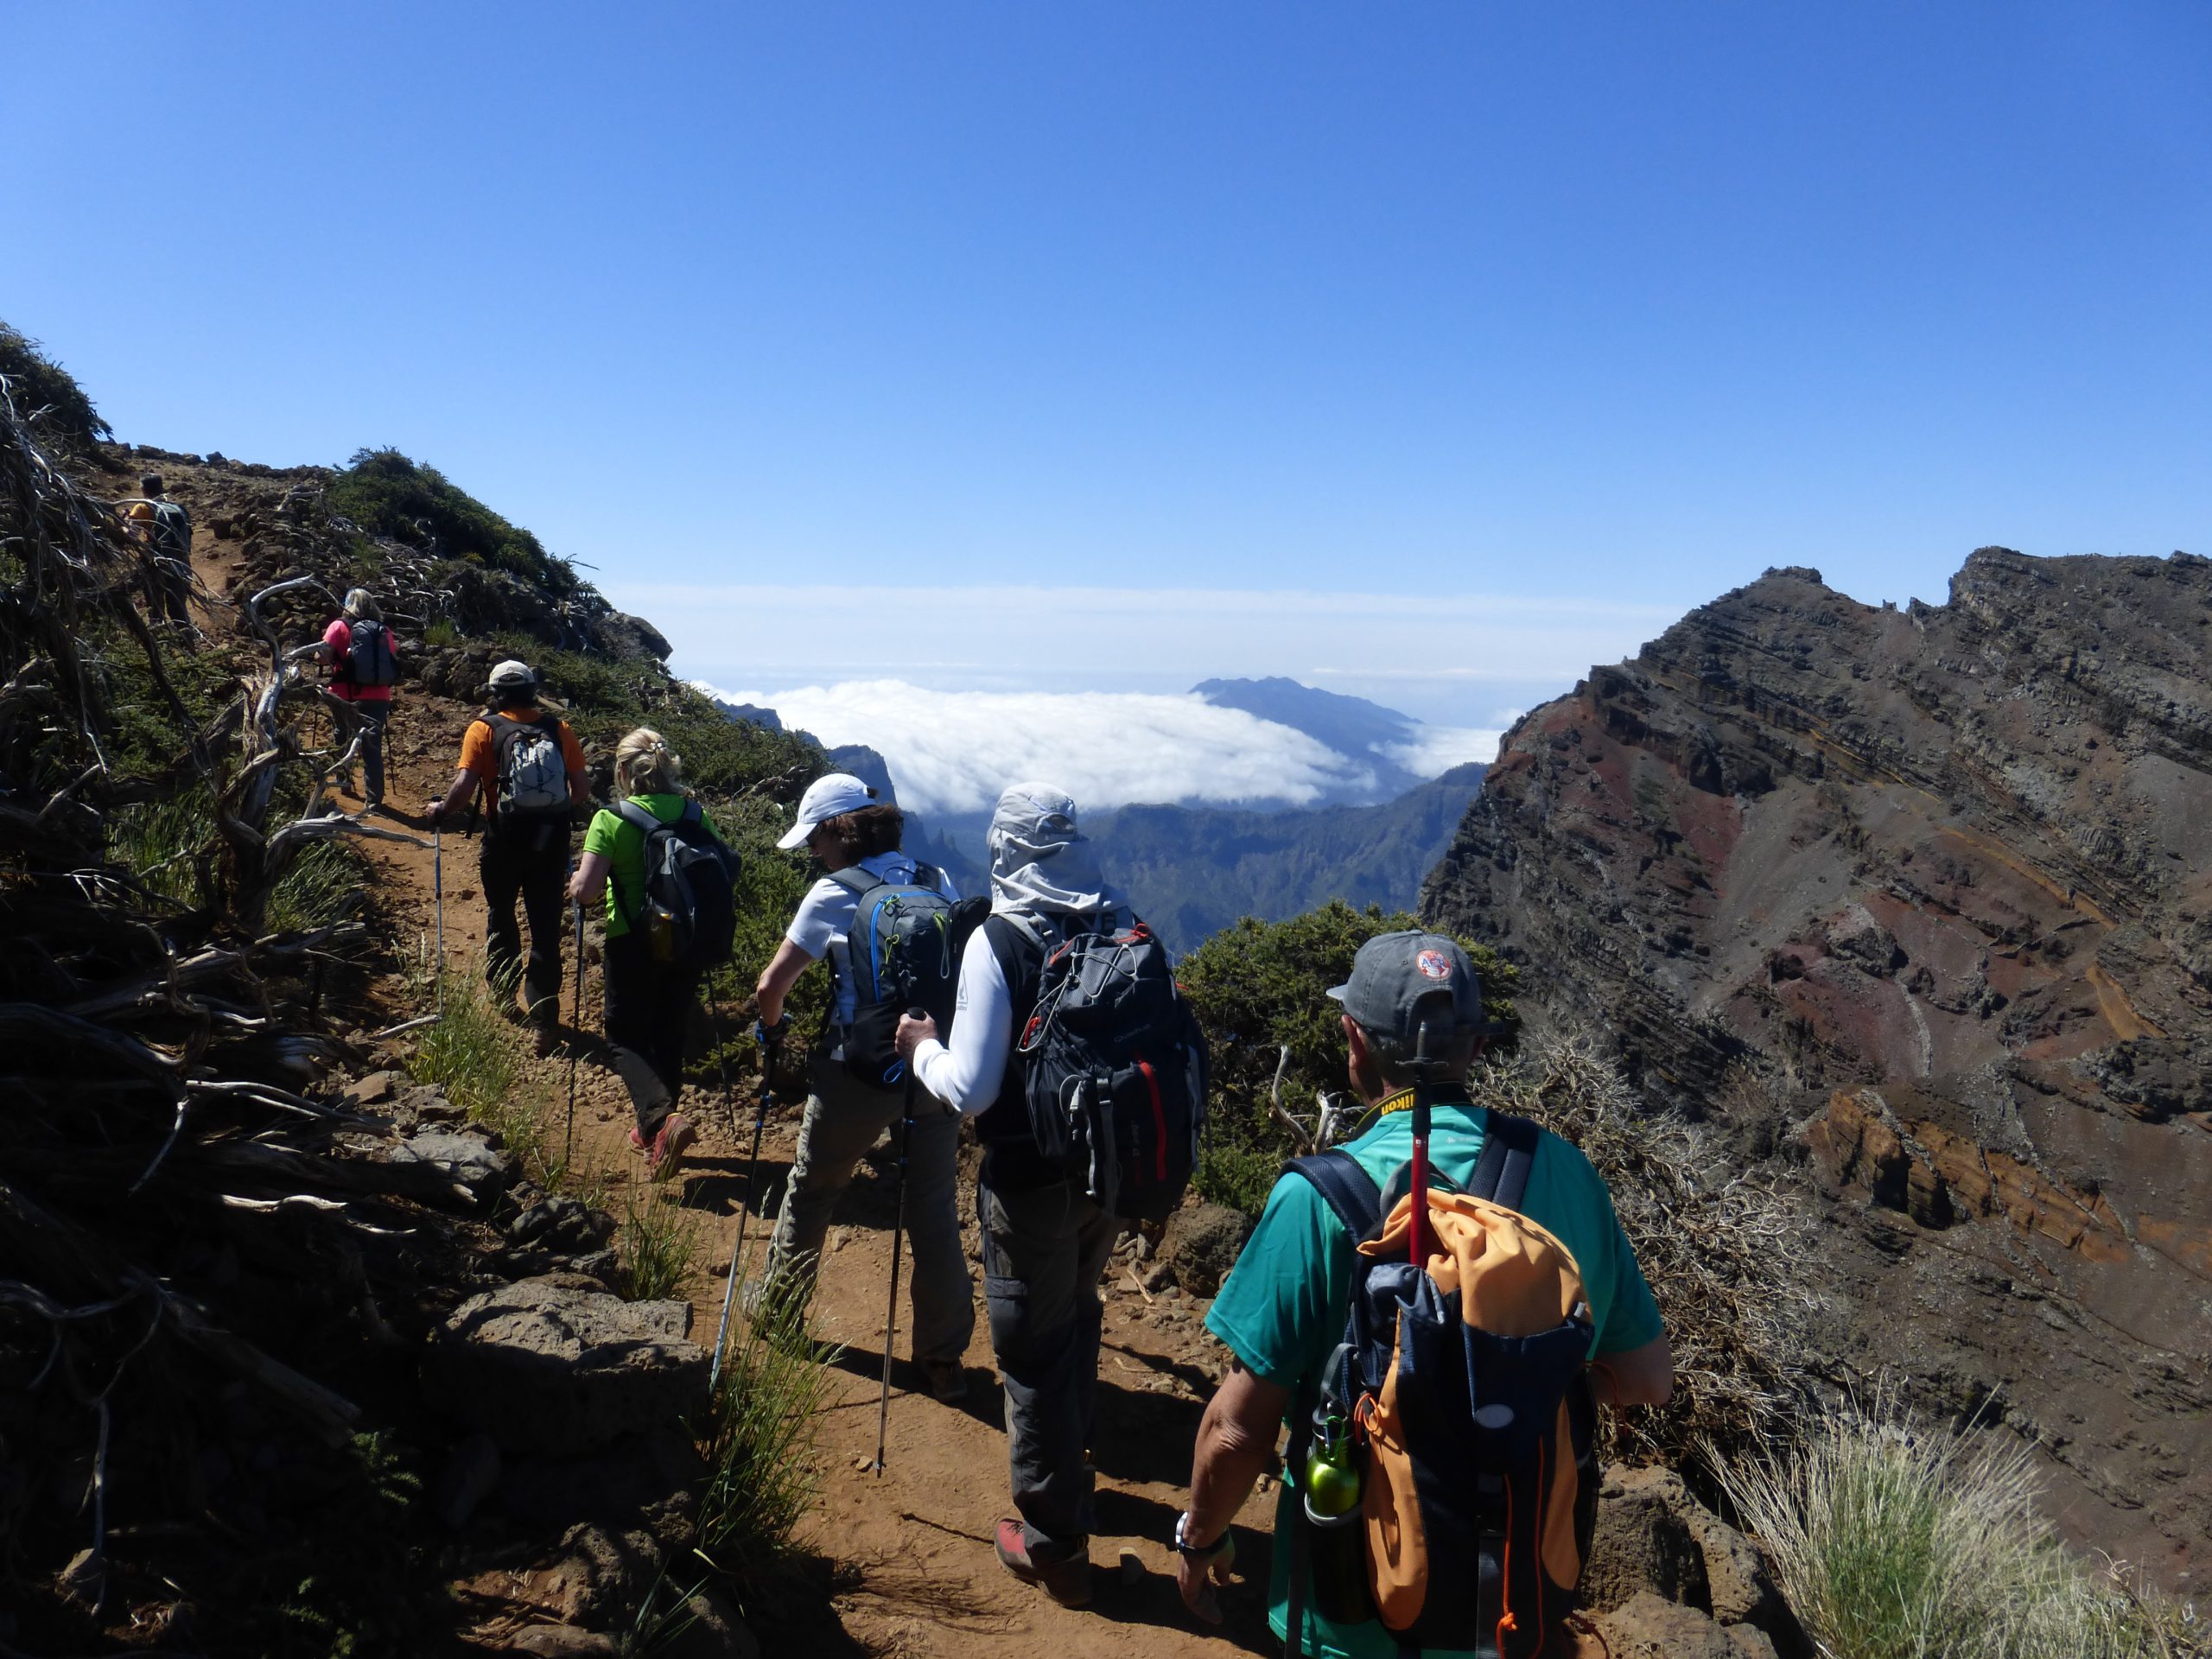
{"left": 828, "top": 864, "right": 885, "bottom": 898}
{"left": 613, "top": 798, "right": 661, "bottom": 836}
{"left": 1288, "top": 1149, "right": 1385, "bottom": 1245}
{"left": 1470, "top": 1108, "right": 1541, "bottom": 1214}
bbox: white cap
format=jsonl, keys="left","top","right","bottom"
{"left": 488, "top": 658, "right": 537, "bottom": 689}
{"left": 776, "top": 772, "right": 879, "bottom": 849}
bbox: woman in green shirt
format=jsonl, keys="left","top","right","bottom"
{"left": 567, "top": 728, "right": 732, "bottom": 1179}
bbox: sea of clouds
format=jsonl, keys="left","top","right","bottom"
{"left": 698, "top": 677, "right": 1502, "bottom": 816}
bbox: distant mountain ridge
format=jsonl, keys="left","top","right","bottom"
{"left": 1192, "top": 676, "right": 1426, "bottom": 801}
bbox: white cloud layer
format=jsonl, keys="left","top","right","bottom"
{"left": 1383, "top": 723, "right": 1507, "bottom": 778}
{"left": 616, "top": 582, "right": 1675, "bottom": 729}
{"left": 702, "top": 679, "right": 1499, "bottom": 815}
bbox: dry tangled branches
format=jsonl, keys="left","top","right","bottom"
{"left": 0, "top": 374, "right": 467, "bottom": 1630}
{"left": 1470, "top": 1033, "right": 1815, "bottom": 1467}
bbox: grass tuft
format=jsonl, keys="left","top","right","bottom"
{"left": 408, "top": 964, "right": 521, "bottom": 1128}
{"left": 620, "top": 1187, "right": 702, "bottom": 1303}
{"left": 1715, "top": 1394, "right": 2202, "bottom": 1659}
{"left": 692, "top": 1276, "right": 838, "bottom": 1583}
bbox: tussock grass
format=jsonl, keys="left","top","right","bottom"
{"left": 1716, "top": 1396, "right": 2202, "bottom": 1659}
{"left": 693, "top": 1276, "right": 838, "bottom": 1581}
{"left": 620, "top": 1187, "right": 702, "bottom": 1303}
{"left": 408, "top": 964, "right": 521, "bottom": 1127}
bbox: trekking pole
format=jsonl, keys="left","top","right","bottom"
{"left": 711, "top": 1020, "right": 780, "bottom": 1389}
{"left": 868, "top": 1009, "right": 925, "bottom": 1477}
{"left": 566, "top": 861, "right": 582, "bottom": 1172}
{"left": 1408, "top": 1021, "right": 1434, "bottom": 1267}
{"left": 431, "top": 818, "right": 444, "bottom": 1019}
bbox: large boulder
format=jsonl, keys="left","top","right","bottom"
{"left": 1581, "top": 1465, "right": 1708, "bottom": 1612}
{"left": 421, "top": 1278, "right": 707, "bottom": 1452}
{"left": 1162, "top": 1201, "right": 1252, "bottom": 1297}
{"left": 1599, "top": 1593, "right": 1777, "bottom": 1659}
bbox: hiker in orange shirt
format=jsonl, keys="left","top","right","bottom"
{"left": 423, "top": 660, "right": 589, "bottom": 1052}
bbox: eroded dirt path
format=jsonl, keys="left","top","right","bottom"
{"left": 324, "top": 690, "right": 1282, "bottom": 1657}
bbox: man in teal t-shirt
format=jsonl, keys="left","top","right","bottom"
{"left": 1174, "top": 931, "right": 1674, "bottom": 1659}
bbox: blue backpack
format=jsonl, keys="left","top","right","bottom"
{"left": 831, "top": 864, "right": 986, "bottom": 1089}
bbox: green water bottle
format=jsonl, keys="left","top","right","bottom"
{"left": 1302, "top": 1410, "right": 1371, "bottom": 1624}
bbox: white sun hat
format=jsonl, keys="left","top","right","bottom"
{"left": 776, "top": 772, "right": 880, "bottom": 850}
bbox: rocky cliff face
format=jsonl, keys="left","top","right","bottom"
{"left": 1422, "top": 550, "right": 2212, "bottom": 1580}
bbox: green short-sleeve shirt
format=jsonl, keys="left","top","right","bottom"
{"left": 1203, "top": 1095, "right": 1663, "bottom": 1659}
{"left": 582, "top": 793, "right": 726, "bottom": 938}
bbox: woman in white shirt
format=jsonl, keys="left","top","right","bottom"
{"left": 752, "top": 772, "right": 976, "bottom": 1402}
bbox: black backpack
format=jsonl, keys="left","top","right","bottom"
{"left": 615, "top": 799, "right": 741, "bottom": 969}
{"left": 149, "top": 500, "right": 191, "bottom": 561}
{"left": 992, "top": 916, "right": 1209, "bottom": 1221}
{"left": 832, "top": 864, "right": 986, "bottom": 1090}
{"left": 344, "top": 618, "right": 399, "bottom": 687}
{"left": 1284, "top": 1112, "right": 1600, "bottom": 1658}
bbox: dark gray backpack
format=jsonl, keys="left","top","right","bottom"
{"left": 615, "top": 799, "right": 740, "bottom": 969}
{"left": 344, "top": 618, "right": 399, "bottom": 687}
{"left": 995, "top": 917, "right": 1209, "bottom": 1221}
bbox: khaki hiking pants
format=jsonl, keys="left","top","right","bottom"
{"left": 763, "top": 1050, "right": 975, "bottom": 1369}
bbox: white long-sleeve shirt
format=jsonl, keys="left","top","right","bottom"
{"left": 912, "top": 931, "right": 1015, "bottom": 1116}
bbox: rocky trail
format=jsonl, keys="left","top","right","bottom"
{"left": 312, "top": 694, "right": 1282, "bottom": 1656}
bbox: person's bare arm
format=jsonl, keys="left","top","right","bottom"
{"left": 569, "top": 850, "right": 611, "bottom": 907}
{"left": 1178, "top": 1363, "right": 1288, "bottom": 1624}
{"left": 428, "top": 767, "right": 482, "bottom": 824}
{"left": 1590, "top": 1332, "right": 1673, "bottom": 1408}
{"left": 754, "top": 938, "right": 815, "bottom": 1025}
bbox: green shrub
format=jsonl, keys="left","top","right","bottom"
{"left": 327, "top": 448, "right": 580, "bottom": 599}
{"left": 1716, "top": 1395, "right": 2201, "bottom": 1659}
{"left": 0, "top": 321, "right": 109, "bottom": 447}
{"left": 1176, "top": 899, "right": 1518, "bottom": 1214}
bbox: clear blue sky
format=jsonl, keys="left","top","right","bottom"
{"left": 7, "top": 1, "right": 2209, "bottom": 734}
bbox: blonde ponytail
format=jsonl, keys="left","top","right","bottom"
{"left": 614, "top": 727, "right": 682, "bottom": 797}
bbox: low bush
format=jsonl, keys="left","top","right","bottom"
{"left": 327, "top": 448, "right": 582, "bottom": 599}
{"left": 1716, "top": 1394, "right": 2202, "bottom": 1659}
{"left": 1175, "top": 899, "right": 1519, "bottom": 1214}
{"left": 0, "top": 320, "right": 109, "bottom": 448}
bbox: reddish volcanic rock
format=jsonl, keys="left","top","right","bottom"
{"left": 1422, "top": 550, "right": 2212, "bottom": 1581}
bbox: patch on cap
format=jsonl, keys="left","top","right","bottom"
{"left": 1415, "top": 947, "right": 1454, "bottom": 982}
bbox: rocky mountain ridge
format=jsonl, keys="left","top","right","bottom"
{"left": 1421, "top": 550, "right": 2212, "bottom": 1580}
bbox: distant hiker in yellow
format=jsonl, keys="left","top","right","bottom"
{"left": 423, "top": 660, "right": 589, "bottom": 1052}
{"left": 123, "top": 474, "right": 193, "bottom": 627}
{"left": 312, "top": 588, "right": 399, "bottom": 810}
{"left": 1175, "top": 931, "right": 1673, "bottom": 1656}
{"left": 568, "top": 728, "right": 741, "bottom": 1181}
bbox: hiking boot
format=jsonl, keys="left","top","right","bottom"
{"left": 994, "top": 1518, "right": 1091, "bottom": 1608}
{"left": 630, "top": 1114, "right": 696, "bottom": 1181}
{"left": 531, "top": 1022, "right": 560, "bottom": 1058}
{"left": 922, "top": 1358, "right": 969, "bottom": 1403}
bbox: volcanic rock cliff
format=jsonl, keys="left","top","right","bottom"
{"left": 1422, "top": 550, "right": 2212, "bottom": 1580}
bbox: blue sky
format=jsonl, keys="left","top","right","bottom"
{"left": 7, "top": 2, "right": 2210, "bottom": 767}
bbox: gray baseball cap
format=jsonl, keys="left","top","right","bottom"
{"left": 1326, "top": 930, "right": 1495, "bottom": 1046}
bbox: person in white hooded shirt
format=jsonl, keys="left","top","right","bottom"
{"left": 894, "top": 781, "right": 1135, "bottom": 1611}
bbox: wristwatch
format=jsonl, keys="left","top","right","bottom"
{"left": 1174, "top": 1510, "right": 1232, "bottom": 1562}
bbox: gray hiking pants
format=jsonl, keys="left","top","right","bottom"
{"left": 763, "top": 1050, "right": 974, "bottom": 1368}
{"left": 978, "top": 1159, "right": 1119, "bottom": 1556}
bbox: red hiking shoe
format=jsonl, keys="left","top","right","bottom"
{"left": 629, "top": 1113, "right": 696, "bottom": 1181}
{"left": 994, "top": 1517, "right": 1091, "bottom": 1608}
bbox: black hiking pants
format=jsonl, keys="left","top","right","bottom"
{"left": 601, "top": 929, "right": 699, "bottom": 1138}
{"left": 479, "top": 830, "right": 568, "bottom": 1027}
{"left": 978, "top": 1155, "right": 1118, "bottom": 1558}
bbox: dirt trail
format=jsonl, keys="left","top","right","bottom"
{"left": 299, "top": 679, "right": 1281, "bottom": 1656}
